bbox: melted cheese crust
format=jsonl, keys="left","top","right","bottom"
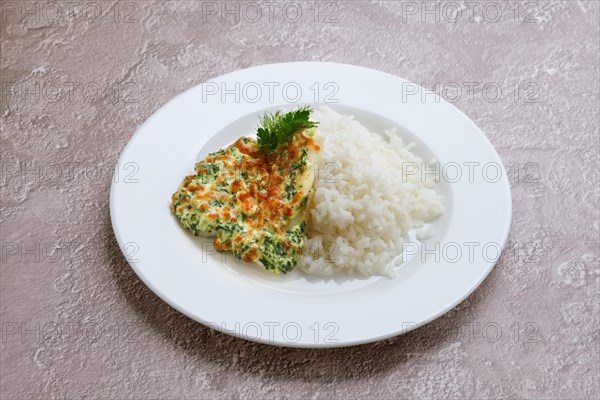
{"left": 171, "top": 129, "right": 320, "bottom": 274}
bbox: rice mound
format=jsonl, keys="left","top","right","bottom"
{"left": 298, "top": 107, "right": 444, "bottom": 276}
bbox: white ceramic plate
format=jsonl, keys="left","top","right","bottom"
{"left": 110, "top": 62, "right": 511, "bottom": 348}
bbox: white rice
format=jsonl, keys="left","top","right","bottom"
{"left": 299, "top": 107, "right": 444, "bottom": 276}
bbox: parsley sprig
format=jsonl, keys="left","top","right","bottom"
{"left": 256, "top": 106, "right": 317, "bottom": 153}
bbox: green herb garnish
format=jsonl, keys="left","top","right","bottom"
{"left": 256, "top": 106, "right": 317, "bottom": 153}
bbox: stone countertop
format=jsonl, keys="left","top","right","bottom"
{"left": 1, "top": 1, "right": 598, "bottom": 399}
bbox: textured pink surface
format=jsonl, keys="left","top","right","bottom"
{"left": 1, "top": 1, "right": 599, "bottom": 399}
